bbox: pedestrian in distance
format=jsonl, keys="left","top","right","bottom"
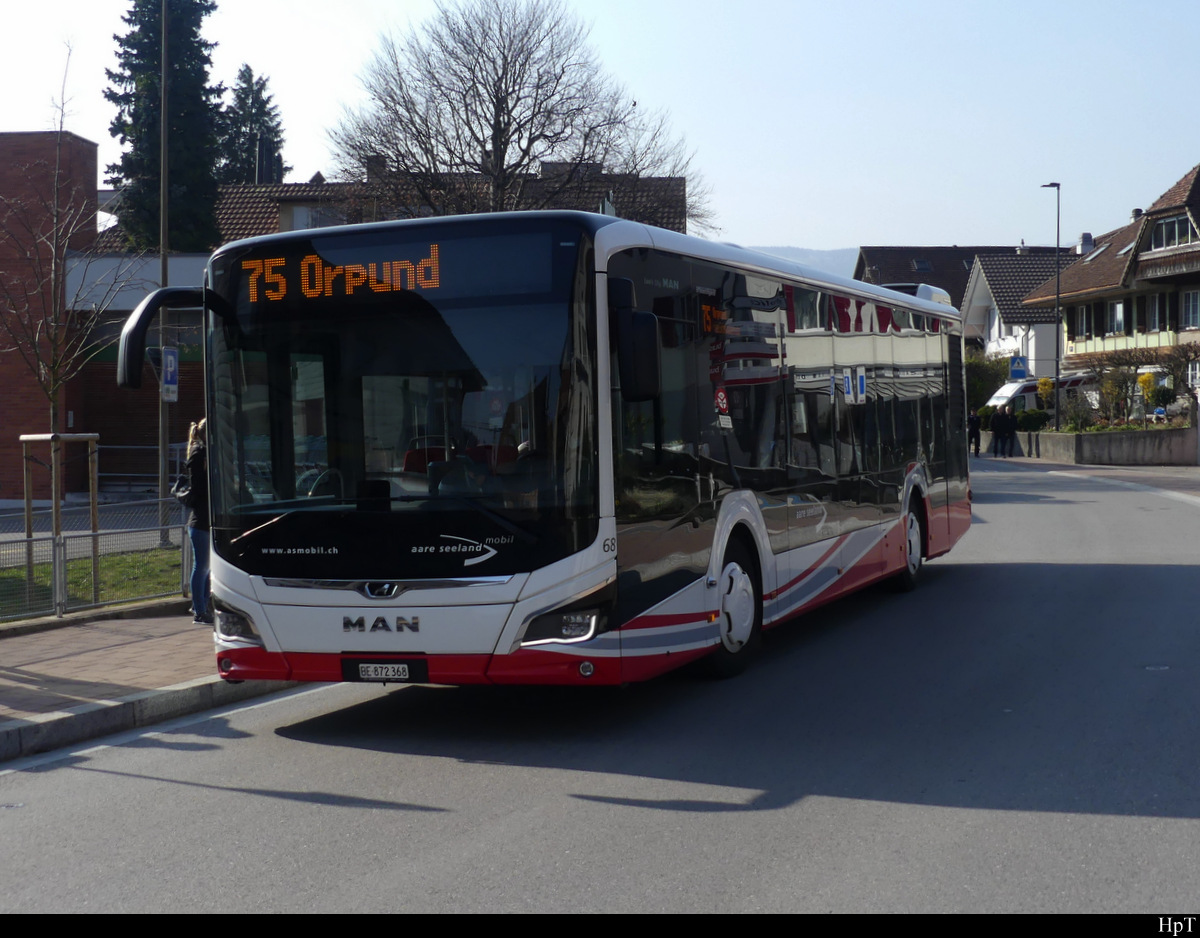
{"left": 1002, "top": 405, "right": 1017, "bottom": 457}
{"left": 990, "top": 408, "right": 1006, "bottom": 457}
{"left": 967, "top": 409, "right": 981, "bottom": 457}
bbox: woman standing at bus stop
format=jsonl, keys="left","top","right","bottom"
{"left": 186, "top": 419, "right": 211, "bottom": 625}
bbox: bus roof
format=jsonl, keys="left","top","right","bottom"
{"left": 215, "top": 210, "right": 962, "bottom": 322}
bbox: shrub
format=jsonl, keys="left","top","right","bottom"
{"left": 1149, "top": 385, "right": 1177, "bottom": 409}
{"left": 1037, "top": 377, "right": 1055, "bottom": 409}
{"left": 1061, "top": 394, "right": 1096, "bottom": 432}
{"left": 965, "top": 351, "right": 1012, "bottom": 412}
{"left": 1017, "top": 409, "right": 1051, "bottom": 432}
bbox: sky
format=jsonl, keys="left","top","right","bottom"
{"left": 4, "top": 0, "right": 1200, "bottom": 251}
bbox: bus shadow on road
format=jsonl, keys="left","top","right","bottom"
{"left": 275, "top": 559, "right": 1200, "bottom": 821}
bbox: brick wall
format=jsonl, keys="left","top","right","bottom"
{"left": 0, "top": 132, "right": 98, "bottom": 500}
{"left": 80, "top": 360, "right": 205, "bottom": 487}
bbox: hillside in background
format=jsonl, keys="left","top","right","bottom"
{"left": 750, "top": 246, "right": 858, "bottom": 278}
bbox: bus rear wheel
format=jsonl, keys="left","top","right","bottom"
{"left": 705, "top": 540, "right": 762, "bottom": 678}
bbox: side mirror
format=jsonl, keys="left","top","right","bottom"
{"left": 117, "top": 287, "right": 206, "bottom": 388}
{"left": 609, "top": 277, "right": 661, "bottom": 402}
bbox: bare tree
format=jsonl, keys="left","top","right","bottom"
{"left": 605, "top": 106, "right": 714, "bottom": 232}
{"left": 0, "top": 52, "right": 146, "bottom": 435}
{"left": 330, "top": 0, "right": 709, "bottom": 230}
{"left": 1079, "top": 348, "right": 1159, "bottom": 422}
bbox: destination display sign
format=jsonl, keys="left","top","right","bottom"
{"left": 226, "top": 230, "right": 558, "bottom": 309}
{"left": 241, "top": 244, "right": 442, "bottom": 303}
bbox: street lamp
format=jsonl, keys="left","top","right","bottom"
{"left": 1042, "top": 182, "right": 1062, "bottom": 430}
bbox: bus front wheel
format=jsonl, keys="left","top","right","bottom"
{"left": 706, "top": 540, "right": 762, "bottom": 678}
{"left": 893, "top": 499, "right": 924, "bottom": 592}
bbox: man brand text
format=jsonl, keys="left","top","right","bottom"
{"left": 343, "top": 616, "right": 420, "bottom": 633}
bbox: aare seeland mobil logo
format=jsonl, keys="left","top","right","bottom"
{"left": 409, "top": 534, "right": 514, "bottom": 567}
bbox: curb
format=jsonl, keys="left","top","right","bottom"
{"left": 0, "top": 598, "right": 193, "bottom": 640}
{"left": 0, "top": 676, "right": 303, "bottom": 763}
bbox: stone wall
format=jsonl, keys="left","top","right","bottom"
{"left": 982, "top": 428, "right": 1198, "bottom": 465}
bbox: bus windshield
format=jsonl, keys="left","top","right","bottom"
{"left": 205, "top": 219, "right": 598, "bottom": 579}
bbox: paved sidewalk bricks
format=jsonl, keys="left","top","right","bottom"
{"left": 1, "top": 601, "right": 296, "bottom": 762}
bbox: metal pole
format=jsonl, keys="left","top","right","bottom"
{"left": 51, "top": 434, "right": 62, "bottom": 616}
{"left": 89, "top": 438, "right": 100, "bottom": 605}
{"left": 1043, "top": 182, "right": 1062, "bottom": 430}
{"left": 23, "top": 440, "right": 33, "bottom": 610}
{"left": 158, "top": 0, "right": 171, "bottom": 544}
{"left": 51, "top": 434, "right": 61, "bottom": 538}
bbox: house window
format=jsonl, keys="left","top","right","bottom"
{"left": 1189, "top": 361, "right": 1200, "bottom": 388}
{"left": 1147, "top": 294, "right": 1162, "bottom": 332}
{"left": 1074, "top": 306, "right": 1088, "bottom": 337}
{"left": 1107, "top": 300, "right": 1124, "bottom": 335}
{"left": 1183, "top": 291, "right": 1200, "bottom": 329}
{"left": 290, "top": 204, "right": 345, "bottom": 231}
{"left": 1151, "top": 214, "right": 1199, "bottom": 250}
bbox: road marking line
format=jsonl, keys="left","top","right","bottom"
{"left": 1047, "top": 471, "right": 1200, "bottom": 510}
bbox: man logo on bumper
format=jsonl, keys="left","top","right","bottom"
{"left": 343, "top": 616, "right": 420, "bottom": 633}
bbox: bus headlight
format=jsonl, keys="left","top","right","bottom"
{"left": 524, "top": 610, "right": 599, "bottom": 644}
{"left": 518, "top": 584, "right": 614, "bottom": 647}
{"left": 213, "top": 598, "right": 263, "bottom": 645}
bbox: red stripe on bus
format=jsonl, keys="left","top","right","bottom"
{"left": 765, "top": 535, "right": 847, "bottom": 599}
{"left": 619, "top": 611, "right": 714, "bottom": 631}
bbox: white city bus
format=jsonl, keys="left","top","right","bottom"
{"left": 118, "top": 211, "right": 970, "bottom": 686}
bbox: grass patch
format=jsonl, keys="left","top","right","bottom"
{"left": 0, "top": 546, "right": 182, "bottom": 620}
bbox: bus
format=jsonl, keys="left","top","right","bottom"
{"left": 118, "top": 211, "right": 970, "bottom": 686}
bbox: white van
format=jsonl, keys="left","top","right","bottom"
{"left": 985, "top": 373, "right": 1093, "bottom": 414}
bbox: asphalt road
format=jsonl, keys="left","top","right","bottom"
{"left": 1, "top": 460, "right": 1198, "bottom": 912}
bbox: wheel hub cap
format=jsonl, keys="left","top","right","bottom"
{"left": 719, "top": 562, "right": 755, "bottom": 651}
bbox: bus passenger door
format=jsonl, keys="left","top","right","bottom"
{"left": 611, "top": 308, "right": 711, "bottom": 626}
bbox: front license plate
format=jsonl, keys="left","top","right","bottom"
{"left": 360, "top": 663, "right": 409, "bottom": 680}
{"left": 342, "top": 658, "right": 429, "bottom": 683}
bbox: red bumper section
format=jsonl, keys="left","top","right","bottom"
{"left": 216, "top": 645, "right": 625, "bottom": 686}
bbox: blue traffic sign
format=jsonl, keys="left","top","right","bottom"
{"left": 161, "top": 346, "right": 179, "bottom": 403}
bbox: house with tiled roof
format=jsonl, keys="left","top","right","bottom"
{"left": 854, "top": 246, "right": 1020, "bottom": 312}
{"left": 960, "top": 247, "right": 1075, "bottom": 377}
{"left": 1022, "top": 164, "right": 1200, "bottom": 379}
{"left": 98, "top": 165, "right": 688, "bottom": 253}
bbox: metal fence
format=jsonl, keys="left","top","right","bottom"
{"left": 0, "top": 498, "right": 188, "bottom": 621}
{"left": 95, "top": 443, "right": 188, "bottom": 494}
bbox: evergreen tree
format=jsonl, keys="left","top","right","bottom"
{"left": 104, "top": 0, "right": 222, "bottom": 252}
{"left": 217, "top": 64, "right": 290, "bottom": 185}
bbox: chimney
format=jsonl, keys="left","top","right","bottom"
{"left": 1132, "top": 208, "right": 1143, "bottom": 222}
{"left": 1076, "top": 232, "right": 1094, "bottom": 255}
{"left": 364, "top": 154, "right": 387, "bottom": 184}
{"left": 1016, "top": 239, "right": 1029, "bottom": 255}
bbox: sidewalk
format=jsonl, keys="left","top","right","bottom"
{"left": 0, "top": 600, "right": 296, "bottom": 762}
{"left": 4, "top": 458, "right": 1200, "bottom": 764}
